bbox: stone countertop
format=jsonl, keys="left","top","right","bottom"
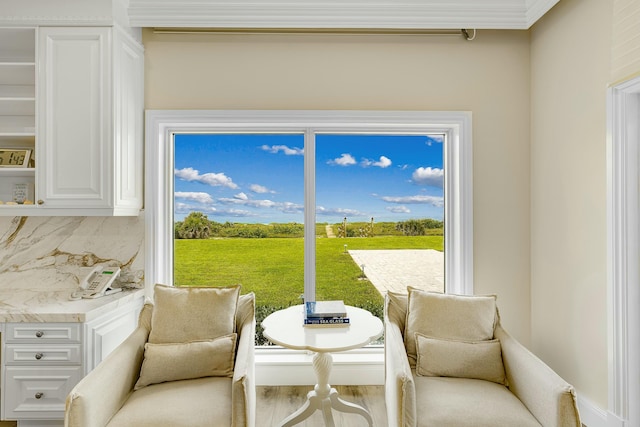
{"left": 0, "top": 216, "right": 147, "bottom": 323}
{"left": 0, "top": 281, "right": 145, "bottom": 323}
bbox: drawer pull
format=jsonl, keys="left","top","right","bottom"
{"left": 35, "top": 352, "right": 44, "bottom": 360}
{"left": 35, "top": 392, "right": 44, "bottom": 399}
{"left": 35, "top": 331, "right": 44, "bottom": 338}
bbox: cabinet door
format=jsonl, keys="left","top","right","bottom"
{"left": 38, "top": 27, "right": 112, "bottom": 209}
{"left": 112, "top": 29, "right": 144, "bottom": 214}
{"left": 4, "top": 366, "right": 83, "bottom": 420}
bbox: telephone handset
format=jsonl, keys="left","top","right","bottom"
{"left": 70, "top": 266, "right": 122, "bottom": 300}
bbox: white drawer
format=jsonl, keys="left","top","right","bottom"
{"left": 4, "top": 366, "right": 83, "bottom": 420}
{"left": 6, "top": 323, "right": 81, "bottom": 343}
{"left": 5, "top": 344, "right": 82, "bottom": 365}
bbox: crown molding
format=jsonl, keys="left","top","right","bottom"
{"left": 0, "top": 0, "right": 134, "bottom": 28}
{"left": 0, "top": 15, "right": 113, "bottom": 26}
{"left": 128, "top": 0, "right": 559, "bottom": 30}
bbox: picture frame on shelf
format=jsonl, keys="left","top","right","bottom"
{"left": 12, "top": 182, "right": 33, "bottom": 204}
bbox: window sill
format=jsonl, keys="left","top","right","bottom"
{"left": 255, "top": 345, "right": 384, "bottom": 386}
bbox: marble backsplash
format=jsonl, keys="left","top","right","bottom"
{"left": 0, "top": 215, "right": 145, "bottom": 291}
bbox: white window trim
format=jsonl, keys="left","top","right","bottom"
{"left": 144, "top": 110, "right": 473, "bottom": 385}
{"left": 604, "top": 77, "right": 640, "bottom": 427}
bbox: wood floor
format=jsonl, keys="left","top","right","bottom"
{"left": 256, "top": 385, "right": 387, "bottom": 427}
{"left": 0, "top": 386, "right": 385, "bottom": 427}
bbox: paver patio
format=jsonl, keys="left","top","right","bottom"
{"left": 348, "top": 249, "right": 444, "bottom": 295}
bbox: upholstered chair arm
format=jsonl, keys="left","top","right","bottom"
{"left": 495, "top": 325, "right": 581, "bottom": 427}
{"left": 232, "top": 293, "right": 256, "bottom": 427}
{"left": 64, "top": 324, "right": 150, "bottom": 427}
{"left": 384, "top": 307, "right": 416, "bottom": 427}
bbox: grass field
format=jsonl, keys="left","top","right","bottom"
{"left": 174, "top": 234, "right": 443, "bottom": 344}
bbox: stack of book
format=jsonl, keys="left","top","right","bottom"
{"left": 304, "top": 300, "right": 350, "bottom": 327}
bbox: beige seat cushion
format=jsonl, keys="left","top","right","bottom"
{"left": 414, "top": 376, "right": 541, "bottom": 427}
{"left": 106, "top": 377, "right": 232, "bottom": 427}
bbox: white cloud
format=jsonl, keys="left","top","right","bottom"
{"left": 328, "top": 153, "right": 357, "bottom": 166}
{"left": 316, "top": 206, "right": 365, "bottom": 217}
{"left": 174, "top": 202, "right": 218, "bottom": 215}
{"left": 220, "top": 197, "right": 273, "bottom": 208}
{"left": 218, "top": 196, "right": 303, "bottom": 214}
{"left": 261, "top": 144, "right": 304, "bottom": 155}
{"left": 424, "top": 135, "right": 444, "bottom": 146}
{"left": 250, "top": 184, "right": 273, "bottom": 194}
{"left": 381, "top": 195, "right": 444, "bottom": 207}
{"left": 175, "top": 167, "right": 238, "bottom": 189}
{"left": 362, "top": 155, "right": 392, "bottom": 168}
{"left": 386, "top": 205, "right": 411, "bottom": 213}
{"left": 175, "top": 201, "right": 255, "bottom": 218}
{"left": 280, "top": 201, "right": 304, "bottom": 214}
{"left": 174, "top": 192, "right": 214, "bottom": 204}
{"left": 412, "top": 167, "right": 444, "bottom": 188}
{"left": 217, "top": 209, "right": 255, "bottom": 218}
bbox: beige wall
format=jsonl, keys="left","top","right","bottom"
{"left": 143, "top": 29, "right": 533, "bottom": 343}
{"left": 530, "top": 0, "right": 612, "bottom": 409}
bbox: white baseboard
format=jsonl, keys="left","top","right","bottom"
{"left": 255, "top": 346, "right": 384, "bottom": 386}
{"left": 577, "top": 394, "right": 618, "bottom": 427}
{"left": 605, "top": 412, "right": 626, "bottom": 427}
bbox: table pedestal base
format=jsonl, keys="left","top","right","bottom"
{"left": 278, "top": 352, "right": 373, "bottom": 427}
{"left": 279, "top": 387, "right": 373, "bottom": 427}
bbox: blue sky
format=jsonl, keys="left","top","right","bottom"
{"left": 174, "top": 133, "right": 444, "bottom": 223}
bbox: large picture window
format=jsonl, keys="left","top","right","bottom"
{"left": 146, "top": 111, "right": 473, "bottom": 345}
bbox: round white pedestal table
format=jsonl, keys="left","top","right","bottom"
{"left": 262, "top": 304, "right": 383, "bottom": 427}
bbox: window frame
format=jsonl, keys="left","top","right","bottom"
{"left": 144, "top": 110, "right": 473, "bottom": 300}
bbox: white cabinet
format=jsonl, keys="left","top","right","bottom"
{"left": 0, "top": 28, "right": 36, "bottom": 210}
{"left": 0, "top": 26, "right": 143, "bottom": 216}
{"left": 37, "top": 26, "right": 144, "bottom": 216}
{"left": 3, "top": 324, "right": 83, "bottom": 421}
{"left": 0, "top": 295, "right": 143, "bottom": 426}
{"left": 38, "top": 27, "right": 112, "bottom": 211}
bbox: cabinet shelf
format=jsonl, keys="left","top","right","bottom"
{"left": 0, "top": 85, "right": 36, "bottom": 99}
{"left": 0, "top": 63, "right": 35, "bottom": 86}
{"left": 0, "top": 28, "right": 36, "bottom": 218}
{"left": 0, "top": 99, "right": 35, "bottom": 116}
{"left": 0, "top": 116, "right": 36, "bottom": 135}
{"left": 0, "top": 27, "right": 35, "bottom": 63}
{"left": 0, "top": 29, "right": 36, "bottom": 205}
{"left": 0, "top": 204, "right": 37, "bottom": 211}
{"left": 0, "top": 167, "right": 35, "bottom": 177}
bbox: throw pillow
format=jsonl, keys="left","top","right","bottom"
{"left": 415, "top": 333, "right": 506, "bottom": 385}
{"left": 404, "top": 287, "right": 497, "bottom": 366}
{"left": 135, "top": 334, "right": 237, "bottom": 389}
{"left": 149, "top": 284, "right": 241, "bottom": 344}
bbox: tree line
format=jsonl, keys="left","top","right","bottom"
{"left": 175, "top": 211, "right": 443, "bottom": 239}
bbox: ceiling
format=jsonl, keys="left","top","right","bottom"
{"left": 128, "top": 0, "right": 560, "bottom": 30}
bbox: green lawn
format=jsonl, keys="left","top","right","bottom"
{"left": 174, "top": 235, "right": 443, "bottom": 344}
{"left": 175, "top": 235, "right": 442, "bottom": 306}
